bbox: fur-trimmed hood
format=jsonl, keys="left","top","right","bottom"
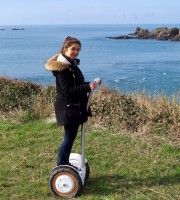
{"left": 45, "top": 53, "right": 71, "bottom": 71}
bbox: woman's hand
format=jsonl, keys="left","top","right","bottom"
{"left": 89, "top": 81, "right": 97, "bottom": 90}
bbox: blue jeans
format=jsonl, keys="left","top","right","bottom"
{"left": 57, "top": 124, "right": 79, "bottom": 166}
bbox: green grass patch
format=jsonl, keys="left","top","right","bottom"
{"left": 0, "top": 119, "right": 179, "bottom": 200}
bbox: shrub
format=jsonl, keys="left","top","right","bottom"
{"left": 90, "top": 86, "right": 147, "bottom": 131}
{"left": 0, "top": 77, "right": 55, "bottom": 119}
{"left": 90, "top": 86, "right": 180, "bottom": 141}
{"left": 0, "top": 77, "right": 180, "bottom": 142}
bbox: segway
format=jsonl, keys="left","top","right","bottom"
{"left": 49, "top": 78, "right": 101, "bottom": 198}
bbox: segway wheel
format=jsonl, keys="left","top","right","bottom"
{"left": 49, "top": 166, "right": 82, "bottom": 198}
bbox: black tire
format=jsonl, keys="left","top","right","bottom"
{"left": 85, "top": 162, "right": 90, "bottom": 184}
{"left": 49, "top": 166, "right": 82, "bottom": 198}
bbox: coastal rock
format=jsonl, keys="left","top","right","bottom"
{"left": 107, "top": 27, "right": 180, "bottom": 41}
{"left": 106, "top": 35, "right": 134, "bottom": 39}
{"left": 167, "top": 28, "right": 179, "bottom": 38}
{"left": 134, "top": 27, "right": 150, "bottom": 39}
{"left": 12, "top": 28, "right": 24, "bottom": 30}
{"left": 171, "top": 34, "right": 180, "bottom": 41}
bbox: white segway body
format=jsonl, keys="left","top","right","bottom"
{"left": 69, "top": 153, "right": 88, "bottom": 185}
{"left": 49, "top": 78, "right": 100, "bottom": 198}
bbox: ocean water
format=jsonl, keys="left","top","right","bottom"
{"left": 0, "top": 24, "right": 180, "bottom": 97}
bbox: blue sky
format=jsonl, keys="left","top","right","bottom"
{"left": 0, "top": 0, "right": 179, "bottom": 25}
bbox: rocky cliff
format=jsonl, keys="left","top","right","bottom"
{"left": 106, "top": 27, "right": 180, "bottom": 41}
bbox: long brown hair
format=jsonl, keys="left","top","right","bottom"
{"left": 60, "top": 36, "right": 81, "bottom": 54}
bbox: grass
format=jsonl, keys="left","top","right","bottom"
{"left": 0, "top": 118, "right": 179, "bottom": 200}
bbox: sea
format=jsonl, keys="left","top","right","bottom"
{"left": 0, "top": 24, "right": 180, "bottom": 98}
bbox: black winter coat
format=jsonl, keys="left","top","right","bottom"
{"left": 45, "top": 53, "right": 91, "bottom": 126}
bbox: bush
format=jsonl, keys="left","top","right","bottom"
{"left": 1, "top": 77, "right": 180, "bottom": 143}
{"left": 90, "top": 86, "right": 147, "bottom": 131}
{"left": 0, "top": 77, "right": 55, "bottom": 119}
{"left": 90, "top": 86, "right": 180, "bottom": 139}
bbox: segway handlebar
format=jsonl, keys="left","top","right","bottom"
{"left": 82, "top": 78, "right": 101, "bottom": 169}
{"left": 93, "top": 77, "right": 101, "bottom": 86}
{"left": 87, "top": 78, "right": 101, "bottom": 110}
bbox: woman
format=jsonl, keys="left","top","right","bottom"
{"left": 45, "top": 36, "right": 98, "bottom": 166}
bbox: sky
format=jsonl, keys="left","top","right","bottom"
{"left": 0, "top": 0, "right": 179, "bottom": 25}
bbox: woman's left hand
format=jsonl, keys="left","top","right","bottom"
{"left": 89, "top": 81, "right": 97, "bottom": 90}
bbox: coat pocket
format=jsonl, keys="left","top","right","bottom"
{"left": 67, "top": 104, "right": 81, "bottom": 118}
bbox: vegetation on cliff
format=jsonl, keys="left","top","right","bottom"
{"left": 1, "top": 76, "right": 179, "bottom": 145}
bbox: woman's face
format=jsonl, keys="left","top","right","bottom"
{"left": 64, "top": 43, "right": 80, "bottom": 59}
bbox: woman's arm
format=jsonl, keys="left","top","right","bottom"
{"left": 57, "top": 70, "right": 91, "bottom": 96}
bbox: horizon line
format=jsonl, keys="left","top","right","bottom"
{"left": 0, "top": 23, "right": 180, "bottom": 26}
